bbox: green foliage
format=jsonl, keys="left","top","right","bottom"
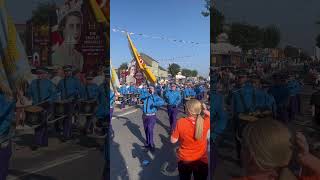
{"left": 262, "top": 25, "right": 281, "bottom": 48}
{"left": 119, "top": 63, "right": 128, "bottom": 70}
{"left": 168, "top": 63, "right": 181, "bottom": 76}
{"left": 227, "top": 23, "right": 281, "bottom": 51}
{"left": 32, "top": 1, "right": 57, "bottom": 25}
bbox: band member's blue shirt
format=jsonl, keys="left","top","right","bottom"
{"left": 287, "top": 80, "right": 302, "bottom": 96}
{"left": 127, "top": 86, "right": 136, "bottom": 94}
{"left": 139, "top": 88, "right": 148, "bottom": 98}
{"left": 119, "top": 86, "right": 128, "bottom": 95}
{"left": 27, "top": 78, "right": 57, "bottom": 104}
{"left": 140, "top": 93, "right": 165, "bottom": 114}
{"left": 0, "top": 94, "right": 15, "bottom": 136}
{"left": 57, "top": 76, "right": 81, "bottom": 100}
{"left": 232, "top": 82, "right": 256, "bottom": 114}
{"left": 183, "top": 88, "right": 196, "bottom": 98}
{"left": 96, "top": 83, "right": 109, "bottom": 119}
{"left": 268, "top": 85, "right": 290, "bottom": 108}
{"left": 164, "top": 90, "right": 182, "bottom": 106}
{"left": 211, "top": 90, "right": 228, "bottom": 142}
{"left": 80, "top": 83, "right": 99, "bottom": 100}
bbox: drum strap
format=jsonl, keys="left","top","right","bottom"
{"left": 37, "top": 79, "right": 41, "bottom": 102}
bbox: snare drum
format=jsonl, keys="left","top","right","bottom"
{"left": 24, "top": 106, "right": 44, "bottom": 126}
{"left": 54, "top": 100, "right": 71, "bottom": 116}
{"left": 79, "top": 99, "right": 97, "bottom": 114}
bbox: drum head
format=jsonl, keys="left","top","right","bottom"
{"left": 25, "top": 106, "right": 43, "bottom": 113}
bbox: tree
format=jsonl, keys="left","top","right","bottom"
{"left": 168, "top": 63, "right": 181, "bottom": 76}
{"left": 119, "top": 63, "right": 128, "bottom": 70}
{"left": 191, "top": 70, "right": 198, "bottom": 77}
{"left": 316, "top": 34, "right": 320, "bottom": 48}
{"left": 262, "top": 25, "right": 281, "bottom": 48}
{"left": 32, "top": 1, "right": 57, "bottom": 25}
{"left": 284, "top": 45, "right": 299, "bottom": 58}
{"left": 202, "top": 0, "right": 225, "bottom": 43}
{"left": 228, "top": 23, "right": 264, "bottom": 51}
{"left": 181, "top": 68, "right": 192, "bottom": 77}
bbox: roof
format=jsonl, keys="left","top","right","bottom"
{"left": 139, "top": 53, "right": 158, "bottom": 66}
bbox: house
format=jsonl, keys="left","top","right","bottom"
{"left": 135, "top": 53, "right": 168, "bottom": 80}
{"left": 211, "top": 33, "right": 242, "bottom": 67}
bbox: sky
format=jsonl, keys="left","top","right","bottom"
{"left": 216, "top": 0, "right": 320, "bottom": 55}
{"left": 111, "top": 0, "right": 210, "bottom": 77}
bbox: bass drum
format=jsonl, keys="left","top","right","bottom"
{"left": 24, "top": 106, "right": 44, "bottom": 126}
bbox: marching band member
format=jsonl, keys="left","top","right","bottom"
{"left": 164, "top": 83, "right": 182, "bottom": 132}
{"left": 140, "top": 85, "right": 165, "bottom": 152}
{"left": 57, "top": 65, "right": 81, "bottom": 141}
{"left": 127, "top": 82, "right": 136, "bottom": 106}
{"left": 195, "top": 84, "right": 205, "bottom": 101}
{"left": 96, "top": 71, "right": 112, "bottom": 136}
{"left": 80, "top": 74, "right": 99, "bottom": 135}
{"left": 210, "top": 83, "right": 228, "bottom": 179}
{"left": 183, "top": 83, "right": 196, "bottom": 112}
{"left": 231, "top": 74, "right": 256, "bottom": 161}
{"left": 268, "top": 74, "right": 290, "bottom": 124}
{"left": 118, "top": 83, "right": 128, "bottom": 109}
{"left": 0, "top": 88, "right": 15, "bottom": 180}
{"left": 287, "top": 74, "right": 302, "bottom": 122}
{"left": 26, "top": 67, "right": 57, "bottom": 150}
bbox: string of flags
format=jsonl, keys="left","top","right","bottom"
{"left": 112, "top": 27, "right": 209, "bottom": 46}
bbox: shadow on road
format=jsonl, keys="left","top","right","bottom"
{"left": 110, "top": 138, "right": 129, "bottom": 180}
{"left": 121, "top": 117, "right": 146, "bottom": 145}
{"left": 9, "top": 169, "right": 57, "bottom": 180}
{"left": 137, "top": 134, "right": 179, "bottom": 180}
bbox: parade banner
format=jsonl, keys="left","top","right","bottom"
{"left": 0, "top": 0, "right": 32, "bottom": 94}
{"left": 126, "top": 33, "right": 156, "bottom": 84}
{"left": 50, "top": 0, "right": 106, "bottom": 73}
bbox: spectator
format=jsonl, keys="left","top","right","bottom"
{"left": 171, "top": 99, "right": 210, "bottom": 180}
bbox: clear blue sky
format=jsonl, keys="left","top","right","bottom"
{"left": 111, "top": 0, "right": 210, "bottom": 77}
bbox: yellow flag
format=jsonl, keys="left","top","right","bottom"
{"left": 126, "top": 33, "right": 157, "bottom": 84}
{"left": 89, "top": 0, "right": 107, "bottom": 23}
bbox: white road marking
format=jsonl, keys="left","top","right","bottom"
{"left": 7, "top": 149, "right": 94, "bottom": 180}
{"left": 112, "top": 109, "right": 139, "bottom": 119}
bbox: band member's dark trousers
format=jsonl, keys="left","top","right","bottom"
{"left": 288, "top": 95, "right": 299, "bottom": 122}
{"left": 143, "top": 114, "right": 157, "bottom": 147}
{"left": 277, "top": 105, "right": 289, "bottom": 124}
{"left": 63, "top": 104, "right": 75, "bottom": 139}
{"left": 297, "top": 94, "right": 301, "bottom": 113}
{"left": 0, "top": 140, "right": 12, "bottom": 180}
{"left": 178, "top": 160, "right": 208, "bottom": 180}
{"left": 120, "top": 100, "right": 125, "bottom": 109}
{"left": 209, "top": 138, "right": 218, "bottom": 179}
{"left": 234, "top": 117, "right": 241, "bottom": 160}
{"left": 34, "top": 111, "right": 49, "bottom": 146}
{"left": 167, "top": 105, "right": 178, "bottom": 132}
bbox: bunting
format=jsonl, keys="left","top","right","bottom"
{"left": 113, "top": 28, "right": 208, "bottom": 46}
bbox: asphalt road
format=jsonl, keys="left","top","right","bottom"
{"left": 9, "top": 120, "right": 105, "bottom": 180}
{"left": 110, "top": 105, "right": 186, "bottom": 180}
